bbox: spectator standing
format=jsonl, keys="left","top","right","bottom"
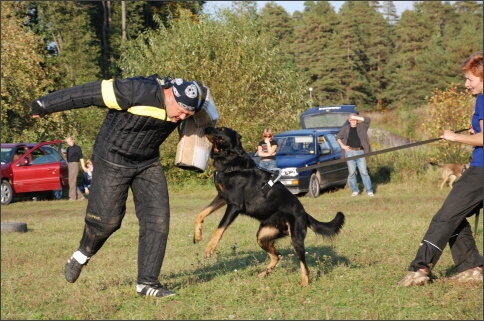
{"left": 65, "top": 136, "right": 85, "bottom": 201}
{"left": 31, "top": 75, "right": 213, "bottom": 298}
{"left": 398, "top": 52, "right": 483, "bottom": 286}
{"left": 257, "top": 127, "right": 278, "bottom": 171}
{"left": 336, "top": 114, "right": 374, "bottom": 196}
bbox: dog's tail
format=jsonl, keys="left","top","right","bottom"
{"left": 307, "top": 212, "right": 345, "bottom": 238}
{"left": 429, "top": 161, "right": 443, "bottom": 168}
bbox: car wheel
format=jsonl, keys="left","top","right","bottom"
{"left": 307, "top": 173, "right": 320, "bottom": 198}
{"left": 1, "top": 180, "right": 13, "bottom": 205}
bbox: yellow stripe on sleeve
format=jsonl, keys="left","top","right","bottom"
{"left": 127, "top": 106, "right": 169, "bottom": 121}
{"left": 101, "top": 79, "right": 121, "bottom": 110}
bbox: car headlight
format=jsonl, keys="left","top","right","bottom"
{"left": 281, "top": 167, "right": 298, "bottom": 177}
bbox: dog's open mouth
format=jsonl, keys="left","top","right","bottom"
{"left": 205, "top": 134, "right": 220, "bottom": 153}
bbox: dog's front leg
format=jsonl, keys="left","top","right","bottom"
{"left": 205, "top": 205, "right": 240, "bottom": 258}
{"left": 194, "top": 195, "right": 226, "bottom": 244}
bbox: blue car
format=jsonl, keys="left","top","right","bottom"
{"left": 272, "top": 129, "right": 348, "bottom": 197}
{"left": 252, "top": 105, "right": 358, "bottom": 197}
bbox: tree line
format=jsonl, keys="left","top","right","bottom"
{"left": 1, "top": 1, "right": 482, "bottom": 177}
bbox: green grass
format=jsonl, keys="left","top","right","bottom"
{"left": 1, "top": 170, "right": 482, "bottom": 320}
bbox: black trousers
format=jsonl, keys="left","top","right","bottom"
{"left": 77, "top": 158, "right": 170, "bottom": 285}
{"left": 409, "top": 166, "right": 483, "bottom": 273}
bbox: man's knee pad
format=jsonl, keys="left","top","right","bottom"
{"left": 80, "top": 213, "right": 122, "bottom": 255}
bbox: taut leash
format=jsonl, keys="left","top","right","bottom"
{"left": 296, "top": 128, "right": 469, "bottom": 173}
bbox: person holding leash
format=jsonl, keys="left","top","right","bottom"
{"left": 336, "top": 113, "right": 374, "bottom": 197}
{"left": 31, "top": 75, "right": 211, "bottom": 297}
{"left": 399, "top": 52, "right": 483, "bottom": 286}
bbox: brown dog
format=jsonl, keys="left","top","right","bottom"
{"left": 429, "top": 161, "right": 469, "bottom": 189}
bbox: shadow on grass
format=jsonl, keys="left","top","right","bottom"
{"left": 168, "top": 245, "right": 350, "bottom": 287}
{"left": 371, "top": 165, "right": 393, "bottom": 185}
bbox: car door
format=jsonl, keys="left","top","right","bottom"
{"left": 11, "top": 142, "right": 63, "bottom": 193}
{"left": 316, "top": 133, "right": 348, "bottom": 187}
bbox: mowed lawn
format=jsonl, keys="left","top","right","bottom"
{"left": 1, "top": 173, "right": 483, "bottom": 320}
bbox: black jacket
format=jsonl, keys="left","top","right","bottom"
{"left": 32, "top": 75, "right": 178, "bottom": 167}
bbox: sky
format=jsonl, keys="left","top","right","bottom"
{"left": 204, "top": 1, "right": 416, "bottom": 16}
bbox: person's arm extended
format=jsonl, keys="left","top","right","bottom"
{"left": 32, "top": 76, "right": 164, "bottom": 118}
{"left": 31, "top": 81, "right": 103, "bottom": 117}
{"left": 441, "top": 119, "right": 483, "bottom": 147}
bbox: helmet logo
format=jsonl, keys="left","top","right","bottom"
{"left": 185, "top": 84, "right": 198, "bottom": 99}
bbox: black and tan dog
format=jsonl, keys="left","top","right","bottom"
{"left": 193, "top": 126, "right": 345, "bottom": 286}
{"left": 430, "top": 159, "right": 470, "bottom": 189}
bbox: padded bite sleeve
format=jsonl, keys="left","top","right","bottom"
{"left": 31, "top": 81, "right": 104, "bottom": 116}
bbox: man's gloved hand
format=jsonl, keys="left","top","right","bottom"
{"left": 31, "top": 99, "right": 46, "bottom": 117}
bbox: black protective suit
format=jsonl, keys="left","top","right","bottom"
{"left": 33, "top": 75, "right": 184, "bottom": 285}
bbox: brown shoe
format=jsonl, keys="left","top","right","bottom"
{"left": 398, "top": 268, "right": 430, "bottom": 287}
{"left": 448, "top": 266, "right": 483, "bottom": 283}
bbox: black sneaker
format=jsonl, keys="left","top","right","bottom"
{"left": 137, "top": 284, "right": 176, "bottom": 298}
{"left": 64, "top": 257, "right": 86, "bottom": 283}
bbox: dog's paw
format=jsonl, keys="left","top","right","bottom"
{"left": 300, "top": 276, "right": 309, "bottom": 287}
{"left": 205, "top": 247, "right": 215, "bottom": 258}
{"left": 193, "top": 229, "right": 202, "bottom": 244}
{"left": 258, "top": 269, "right": 271, "bottom": 278}
{"left": 193, "top": 233, "right": 202, "bottom": 244}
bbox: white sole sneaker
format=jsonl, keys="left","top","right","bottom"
{"left": 398, "top": 268, "right": 430, "bottom": 286}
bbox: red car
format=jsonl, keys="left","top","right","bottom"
{"left": 1, "top": 140, "right": 69, "bottom": 205}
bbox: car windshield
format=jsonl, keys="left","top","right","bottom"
{"left": 276, "top": 136, "right": 316, "bottom": 155}
{"left": 1, "top": 147, "right": 14, "bottom": 164}
{"left": 301, "top": 113, "right": 351, "bottom": 129}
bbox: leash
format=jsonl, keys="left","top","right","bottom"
{"left": 260, "top": 168, "right": 282, "bottom": 194}
{"left": 296, "top": 128, "right": 469, "bottom": 173}
{"left": 294, "top": 127, "right": 479, "bottom": 236}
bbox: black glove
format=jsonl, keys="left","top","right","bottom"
{"left": 31, "top": 98, "right": 46, "bottom": 117}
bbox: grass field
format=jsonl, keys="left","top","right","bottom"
{"left": 1, "top": 169, "right": 483, "bottom": 320}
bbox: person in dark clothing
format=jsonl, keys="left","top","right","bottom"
{"left": 398, "top": 52, "right": 483, "bottom": 286}
{"left": 31, "top": 75, "right": 215, "bottom": 297}
{"left": 80, "top": 159, "right": 93, "bottom": 195}
{"left": 336, "top": 114, "right": 374, "bottom": 197}
{"left": 65, "top": 136, "right": 85, "bottom": 200}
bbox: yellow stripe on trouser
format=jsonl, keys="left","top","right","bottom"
{"left": 101, "top": 79, "right": 170, "bottom": 121}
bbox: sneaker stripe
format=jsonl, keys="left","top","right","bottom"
{"left": 146, "top": 288, "right": 159, "bottom": 296}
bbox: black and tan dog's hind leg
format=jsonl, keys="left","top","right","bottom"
{"left": 193, "top": 194, "right": 226, "bottom": 244}
{"left": 256, "top": 225, "right": 285, "bottom": 279}
{"left": 289, "top": 220, "right": 311, "bottom": 287}
{"left": 255, "top": 220, "right": 311, "bottom": 287}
